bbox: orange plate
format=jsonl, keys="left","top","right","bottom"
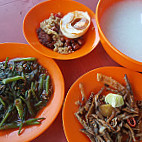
{"left": 96, "top": 0, "right": 142, "bottom": 72}
{"left": 23, "top": 0, "right": 100, "bottom": 60}
{"left": 63, "top": 66, "right": 142, "bottom": 142}
{"left": 0, "top": 43, "right": 64, "bottom": 142}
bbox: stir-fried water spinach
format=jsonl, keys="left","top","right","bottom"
{"left": 0, "top": 57, "right": 53, "bottom": 135}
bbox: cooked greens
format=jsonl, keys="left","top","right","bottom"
{"left": 0, "top": 57, "right": 52, "bottom": 135}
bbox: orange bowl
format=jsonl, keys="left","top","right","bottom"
{"left": 96, "top": 0, "right": 142, "bottom": 72}
{"left": 0, "top": 43, "right": 64, "bottom": 142}
{"left": 63, "top": 66, "right": 142, "bottom": 142}
{"left": 23, "top": 0, "right": 100, "bottom": 60}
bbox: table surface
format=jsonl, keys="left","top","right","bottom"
{"left": 0, "top": 0, "right": 120, "bottom": 141}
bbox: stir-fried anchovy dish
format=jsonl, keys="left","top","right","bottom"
{"left": 75, "top": 73, "right": 142, "bottom": 142}
{"left": 0, "top": 57, "right": 53, "bottom": 135}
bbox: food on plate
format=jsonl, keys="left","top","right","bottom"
{"left": 75, "top": 73, "right": 142, "bottom": 141}
{"left": 99, "top": 104, "right": 114, "bottom": 117}
{"left": 105, "top": 93, "right": 124, "bottom": 108}
{"left": 0, "top": 57, "right": 53, "bottom": 135}
{"left": 60, "top": 11, "right": 91, "bottom": 38}
{"left": 100, "top": 0, "right": 142, "bottom": 62}
{"left": 36, "top": 11, "right": 91, "bottom": 54}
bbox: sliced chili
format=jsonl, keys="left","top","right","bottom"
{"left": 127, "top": 117, "right": 136, "bottom": 127}
{"left": 9, "top": 67, "right": 12, "bottom": 70}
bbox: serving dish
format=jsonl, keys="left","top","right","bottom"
{"left": 23, "top": 0, "right": 100, "bottom": 60}
{"left": 62, "top": 66, "right": 142, "bottom": 142}
{"left": 0, "top": 43, "right": 64, "bottom": 142}
{"left": 96, "top": 0, "right": 142, "bottom": 72}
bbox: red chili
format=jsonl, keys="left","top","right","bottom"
{"left": 9, "top": 67, "right": 12, "bottom": 70}
{"left": 127, "top": 117, "right": 136, "bottom": 127}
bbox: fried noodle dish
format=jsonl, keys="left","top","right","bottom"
{"left": 75, "top": 73, "right": 142, "bottom": 142}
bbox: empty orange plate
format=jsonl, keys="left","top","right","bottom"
{"left": 23, "top": 0, "right": 100, "bottom": 60}
{"left": 0, "top": 43, "right": 64, "bottom": 142}
{"left": 62, "top": 66, "right": 142, "bottom": 142}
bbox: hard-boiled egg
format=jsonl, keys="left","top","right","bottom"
{"left": 60, "top": 11, "right": 91, "bottom": 38}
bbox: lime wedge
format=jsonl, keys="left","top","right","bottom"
{"left": 105, "top": 93, "right": 124, "bottom": 108}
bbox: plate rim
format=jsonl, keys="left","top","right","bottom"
{"left": 23, "top": 0, "right": 100, "bottom": 60}
{"left": 62, "top": 66, "right": 142, "bottom": 142}
{"left": 0, "top": 42, "right": 65, "bottom": 142}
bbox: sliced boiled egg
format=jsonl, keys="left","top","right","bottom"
{"left": 60, "top": 11, "right": 91, "bottom": 38}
